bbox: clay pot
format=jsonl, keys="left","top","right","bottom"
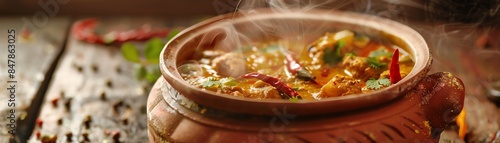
{"left": 148, "top": 9, "right": 465, "bottom": 142}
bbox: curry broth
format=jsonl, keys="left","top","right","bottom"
{"left": 180, "top": 31, "right": 414, "bottom": 100}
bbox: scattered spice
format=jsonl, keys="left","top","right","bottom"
{"left": 91, "top": 64, "right": 99, "bottom": 73}
{"left": 125, "top": 104, "right": 131, "bottom": 109}
{"left": 100, "top": 92, "right": 107, "bottom": 101}
{"left": 60, "top": 91, "right": 65, "bottom": 98}
{"left": 50, "top": 98, "right": 59, "bottom": 108}
{"left": 64, "top": 98, "right": 72, "bottom": 111}
{"left": 113, "top": 100, "right": 125, "bottom": 113}
{"left": 36, "top": 118, "right": 43, "bottom": 128}
{"left": 115, "top": 66, "right": 122, "bottom": 74}
{"left": 40, "top": 135, "right": 57, "bottom": 143}
{"left": 73, "top": 63, "right": 83, "bottom": 73}
{"left": 121, "top": 118, "right": 129, "bottom": 125}
{"left": 83, "top": 115, "right": 92, "bottom": 129}
{"left": 106, "top": 80, "right": 113, "bottom": 88}
{"left": 92, "top": 64, "right": 99, "bottom": 73}
{"left": 112, "top": 131, "right": 121, "bottom": 143}
{"left": 57, "top": 118, "right": 63, "bottom": 125}
{"left": 82, "top": 132, "right": 90, "bottom": 142}
{"left": 36, "top": 131, "right": 41, "bottom": 139}
{"left": 65, "top": 132, "right": 73, "bottom": 142}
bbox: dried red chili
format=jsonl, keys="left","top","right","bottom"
{"left": 284, "top": 54, "right": 316, "bottom": 81}
{"left": 389, "top": 49, "right": 402, "bottom": 84}
{"left": 241, "top": 72, "right": 301, "bottom": 99}
{"left": 72, "top": 18, "right": 171, "bottom": 45}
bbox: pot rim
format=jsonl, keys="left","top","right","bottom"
{"left": 160, "top": 9, "right": 432, "bottom": 115}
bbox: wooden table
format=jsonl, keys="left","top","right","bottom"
{"left": 0, "top": 16, "right": 202, "bottom": 143}
{"left": 0, "top": 15, "right": 498, "bottom": 143}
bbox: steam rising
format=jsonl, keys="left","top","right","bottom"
{"left": 192, "top": 0, "right": 500, "bottom": 98}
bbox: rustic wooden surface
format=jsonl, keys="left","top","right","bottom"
{"left": 0, "top": 17, "right": 70, "bottom": 142}
{"left": 23, "top": 17, "right": 201, "bottom": 143}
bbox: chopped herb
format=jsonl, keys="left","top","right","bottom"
{"left": 353, "top": 36, "right": 370, "bottom": 47}
{"left": 323, "top": 39, "right": 346, "bottom": 66}
{"left": 207, "top": 77, "right": 218, "bottom": 81}
{"left": 201, "top": 80, "right": 221, "bottom": 88}
{"left": 144, "top": 38, "right": 164, "bottom": 64}
{"left": 345, "top": 52, "right": 357, "bottom": 57}
{"left": 259, "top": 45, "right": 279, "bottom": 53}
{"left": 323, "top": 48, "right": 340, "bottom": 65}
{"left": 378, "top": 78, "right": 391, "bottom": 86}
{"left": 369, "top": 49, "right": 392, "bottom": 58}
{"left": 335, "top": 39, "right": 346, "bottom": 55}
{"left": 220, "top": 77, "right": 238, "bottom": 86}
{"left": 366, "top": 78, "right": 391, "bottom": 90}
{"left": 289, "top": 96, "right": 300, "bottom": 102}
{"left": 366, "top": 57, "right": 387, "bottom": 69}
{"left": 237, "top": 46, "right": 253, "bottom": 52}
{"left": 120, "top": 43, "right": 141, "bottom": 63}
{"left": 292, "top": 87, "right": 300, "bottom": 91}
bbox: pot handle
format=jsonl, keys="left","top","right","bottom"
{"left": 414, "top": 72, "right": 465, "bottom": 137}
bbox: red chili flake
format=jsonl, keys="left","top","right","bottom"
{"left": 321, "top": 68, "right": 330, "bottom": 77}
{"left": 36, "top": 118, "right": 43, "bottom": 128}
{"left": 36, "top": 131, "right": 41, "bottom": 139}
{"left": 82, "top": 132, "right": 90, "bottom": 142}
{"left": 50, "top": 98, "right": 59, "bottom": 108}
{"left": 21, "top": 27, "right": 31, "bottom": 39}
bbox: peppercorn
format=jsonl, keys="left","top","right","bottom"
{"left": 64, "top": 98, "right": 72, "bottom": 111}
{"left": 115, "top": 66, "right": 122, "bottom": 74}
{"left": 65, "top": 132, "right": 73, "bottom": 142}
{"left": 91, "top": 64, "right": 98, "bottom": 73}
{"left": 100, "top": 92, "right": 107, "bottom": 101}
{"left": 121, "top": 118, "right": 128, "bottom": 125}
{"left": 57, "top": 118, "right": 63, "bottom": 125}
{"left": 112, "top": 100, "right": 124, "bottom": 113}
{"left": 41, "top": 135, "right": 57, "bottom": 143}
{"left": 112, "top": 131, "right": 120, "bottom": 143}
{"left": 106, "top": 80, "right": 113, "bottom": 88}
{"left": 83, "top": 115, "right": 92, "bottom": 129}
{"left": 82, "top": 132, "right": 90, "bottom": 142}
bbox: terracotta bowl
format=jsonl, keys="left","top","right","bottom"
{"left": 160, "top": 9, "right": 431, "bottom": 115}
{"left": 150, "top": 9, "right": 465, "bottom": 142}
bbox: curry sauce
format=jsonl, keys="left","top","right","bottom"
{"left": 179, "top": 30, "right": 414, "bottom": 100}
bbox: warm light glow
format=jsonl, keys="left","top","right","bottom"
{"left": 456, "top": 108, "right": 467, "bottom": 140}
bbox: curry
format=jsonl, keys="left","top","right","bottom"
{"left": 179, "top": 30, "right": 414, "bottom": 100}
